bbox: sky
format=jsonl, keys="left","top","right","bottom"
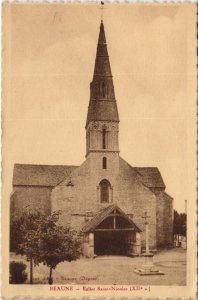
{"left": 3, "top": 3, "right": 196, "bottom": 213}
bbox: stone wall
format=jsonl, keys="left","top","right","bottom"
{"left": 116, "top": 158, "right": 157, "bottom": 249}
{"left": 51, "top": 155, "right": 157, "bottom": 249}
{"left": 156, "top": 191, "right": 173, "bottom": 247}
{"left": 10, "top": 156, "right": 172, "bottom": 251}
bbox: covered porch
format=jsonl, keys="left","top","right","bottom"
{"left": 82, "top": 205, "right": 141, "bottom": 258}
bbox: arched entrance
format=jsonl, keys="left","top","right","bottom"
{"left": 94, "top": 209, "right": 136, "bottom": 255}
{"left": 94, "top": 231, "right": 129, "bottom": 255}
{"left": 82, "top": 205, "right": 141, "bottom": 257}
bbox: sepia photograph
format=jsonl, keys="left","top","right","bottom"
{"left": 2, "top": 2, "right": 197, "bottom": 299}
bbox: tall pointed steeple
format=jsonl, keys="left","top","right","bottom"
{"left": 86, "top": 21, "right": 119, "bottom": 158}
{"left": 86, "top": 21, "right": 119, "bottom": 127}
{"left": 93, "top": 21, "right": 111, "bottom": 77}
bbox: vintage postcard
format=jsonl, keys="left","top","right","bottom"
{"left": 1, "top": 2, "right": 197, "bottom": 299}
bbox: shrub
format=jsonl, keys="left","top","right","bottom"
{"left": 9, "top": 261, "right": 28, "bottom": 284}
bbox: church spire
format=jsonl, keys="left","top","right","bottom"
{"left": 93, "top": 21, "right": 111, "bottom": 77}
{"left": 86, "top": 20, "right": 119, "bottom": 128}
{"left": 98, "top": 20, "right": 106, "bottom": 44}
{"left": 85, "top": 20, "right": 119, "bottom": 157}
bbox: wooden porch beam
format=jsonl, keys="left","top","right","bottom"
{"left": 103, "top": 213, "right": 123, "bottom": 217}
{"left": 113, "top": 209, "right": 116, "bottom": 229}
{"left": 94, "top": 228, "right": 135, "bottom": 231}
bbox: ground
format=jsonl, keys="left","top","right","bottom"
{"left": 10, "top": 248, "right": 186, "bottom": 286}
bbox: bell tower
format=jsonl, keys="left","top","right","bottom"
{"left": 86, "top": 21, "right": 119, "bottom": 160}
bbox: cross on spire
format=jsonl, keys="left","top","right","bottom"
{"left": 100, "top": 1, "right": 105, "bottom": 22}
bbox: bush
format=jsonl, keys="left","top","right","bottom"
{"left": 9, "top": 261, "right": 28, "bottom": 284}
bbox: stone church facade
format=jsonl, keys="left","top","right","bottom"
{"left": 11, "top": 21, "right": 173, "bottom": 257}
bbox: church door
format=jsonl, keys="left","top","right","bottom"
{"left": 93, "top": 208, "right": 136, "bottom": 256}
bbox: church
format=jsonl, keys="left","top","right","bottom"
{"left": 10, "top": 20, "right": 173, "bottom": 257}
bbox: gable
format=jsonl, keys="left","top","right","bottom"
{"left": 82, "top": 204, "right": 141, "bottom": 233}
{"left": 13, "top": 164, "right": 78, "bottom": 187}
{"left": 119, "top": 157, "right": 165, "bottom": 190}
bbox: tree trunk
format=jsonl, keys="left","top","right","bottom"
{"left": 30, "top": 257, "right": 33, "bottom": 284}
{"left": 48, "top": 266, "right": 53, "bottom": 285}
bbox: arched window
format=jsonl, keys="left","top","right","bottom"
{"left": 102, "top": 82, "right": 106, "bottom": 98}
{"left": 100, "top": 179, "right": 110, "bottom": 203}
{"left": 102, "top": 129, "right": 106, "bottom": 149}
{"left": 102, "top": 157, "right": 107, "bottom": 169}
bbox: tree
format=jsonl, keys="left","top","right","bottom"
{"left": 37, "top": 216, "right": 81, "bottom": 284}
{"left": 180, "top": 213, "right": 187, "bottom": 237}
{"left": 10, "top": 210, "right": 44, "bottom": 284}
{"left": 173, "top": 210, "right": 187, "bottom": 236}
{"left": 10, "top": 210, "right": 81, "bottom": 285}
{"left": 10, "top": 216, "right": 25, "bottom": 252}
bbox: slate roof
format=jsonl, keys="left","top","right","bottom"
{"left": 13, "top": 163, "right": 165, "bottom": 190}
{"left": 86, "top": 100, "right": 119, "bottom": 125}
{"left": 82, "top": 204, "right": 141, "bottom": 233}
{"left": 13, "top": 164, "right": 78, "bottom": 187}
{"left": 134, "top": 167, "right": 165, "bottom": 189}
{"left": 163, "top": 191, "right": 174, "bottom": 200}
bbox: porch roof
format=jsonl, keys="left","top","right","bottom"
{"left": 82, "top": 204, "right": 141, "bottom": 233}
